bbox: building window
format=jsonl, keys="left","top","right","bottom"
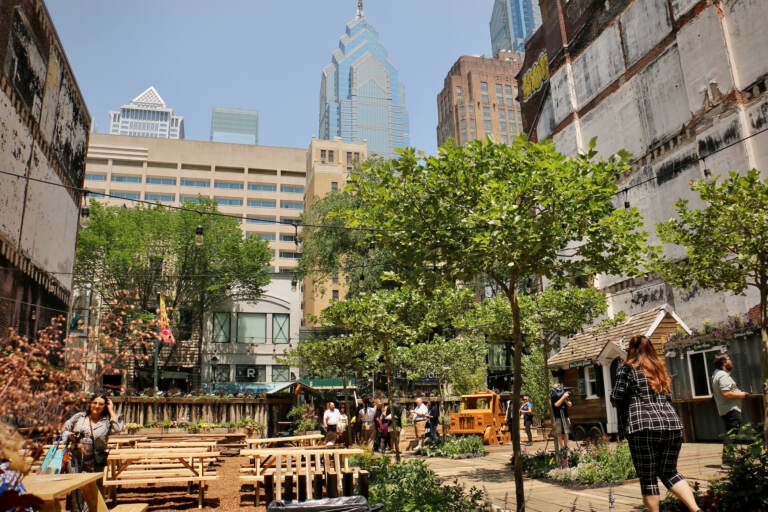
{"left": 112, "top": 191, "right": 140, "bottom": 200}
{"left": 279, "top": 234, "right": 295, "bottom": 242}
{"left": 248, "top": 183, "right": 277, "bottom": 192}
{"left": 237, "top": 313, "right": 266, "bottom": 343}
{"left": 455, "top": 86, "right": 462, "bottom": 102}
{"left": 480, "top": 82, "right": 489, "bottom": 104}
{"left": 273, "top": 313, "right": 289, "bottom": 344}
{"left": 212, "top": 312, "right": 231, "bottom": 343}
{"left": 272, "top": 365, "right": 290, "bottom": 382}
{"left": 235, "top": 364, "right": 266, "bottom": 383}
{"left": 180, "top": 196, "right": 200, "bottom": 204}
{"left": 332, "top": 274, "right": 339, "bottom": 284}
{"left": 214, "top": 181, "right": 244, "bottom": 190}
{"left": 85, "top": 174, "right": 107, "bottom": 181}
{"left": 331, "top": 290, "right": 339, "bottom": 300}
{"left": 328, "top": 150, "right": 334, "bottom": 163}
{"left": 216, "top": 197, "right": 243, "bottom": 206}
{"left": 583, "top": 366, "right": 600, "bottom": 398}
{"left": 460, "top": 119, "right": 467, "bottom": 143}
{"left": 346, "top": 152, "right": 352, "bottom": 163}
{"left": 320, "top": 149, "right": 327, "bottom": 163}
{"left": 254, "top": 233, "right": 275, "bottom": 241}
{"left": 687, "top": 347, "right": 724, "bottom": 398}
{"left": 280, "top": 185, "right": 304, "bottom": 194}
{"left": 181, "top": 179, "right": 209, "bottom": 187}
{"left": 331, "top": 182, "right": 338, "bottom": 191}
{"left": 246, "top": 216, "right": 275, "bottom": 224}
{"left": 247, "top": 199, "right": 276, "bottom": 208}
{"left": 146, "top": 177, "right": 176, "bottom": 185}
{"left": 145, "top": 193, "right": 175, "bottom": 203}
{"left": 505, "top": 84, "right": 513, "bottom": 106}
{"left": 212, "top": 364, "right": 230, "bottom": 383}
{"left": 279, "top": 251, "right": 302, "bottom": 259}
{"left": 111, "top": 174, "right": 142, "bottom": 183}
{"left": 483, "top": 107, "right": 492, "bottom": 133}
{"left": 280, "top": 201, "right": 304, "bottom": 210}
{"left": 495, "top": 84, "right": 503, "bottom": 104}
{"left": 353, "top": 152, "right": 360, "bottom": 162}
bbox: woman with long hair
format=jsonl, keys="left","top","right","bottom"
{"left": 61, "top": 394, "right": 123, "bottom": 511}
{"left": 610, "top": 335, "right": 701, "bottom": 512}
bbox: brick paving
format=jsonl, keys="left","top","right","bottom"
{"left": 415, "top": 440, "right": 724, "bottom": 512}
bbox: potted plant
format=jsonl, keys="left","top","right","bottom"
{"left": 239, "top": 417, "right": 265, "bottom": 437}
{"left": 125, "top": 422, "right": 141, "bottom": 434}
{"left": 287, "top": 404, "right": 318, "bottom": 435}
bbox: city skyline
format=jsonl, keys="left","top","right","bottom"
{"left": 45, "top": 1, "right": 493, "bottom": 156}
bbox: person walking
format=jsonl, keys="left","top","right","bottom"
{"left": 359, "top": 398, "right": 377, "bottom": 450}
{"left": 610, "top": 335, "right": 701, "bottom": 512}
{"left": 711, "top": 353, "right": 749, "bottom": 468}
{"left": 519, "top": 395, "right": 534, "bottom": 446}
{"left": 323, "top": 402, "right": 341, "bottom": 445}
{"left": 337, "top": 405, "right": 349, "bottom": 446}
{"left": 61, "top": 394, "right": 123, "bottom": 512}
{"left": 427, "top": 399, "right": 440, "bottom": 445}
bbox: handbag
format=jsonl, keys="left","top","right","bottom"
{"left": 38, "top": 440, "right": 66, "bottom": 474}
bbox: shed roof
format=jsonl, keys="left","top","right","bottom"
{"left": 547, "top": 304, "right": 689, "bottom": 368}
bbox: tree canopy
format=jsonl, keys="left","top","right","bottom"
{"left": 654, "top": 169, "right": 768, "bottom": 439}
{"left": 341, "top": 137, "right": 646, "bottom": 511}
{"left": 75, "top": 198, "right": 272, "bottom": 336}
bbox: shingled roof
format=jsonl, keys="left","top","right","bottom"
{"left": 548, "top": 304, "right": 690, "bottom": 369}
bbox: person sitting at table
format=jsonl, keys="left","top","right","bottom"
{"left": 61, "top": 394, "right": 123, "bottom": 512}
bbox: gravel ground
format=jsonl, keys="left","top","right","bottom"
{"left": 109, "top": 454, "right": 265, "bottom": 512}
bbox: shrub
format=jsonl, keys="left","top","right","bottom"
{"left": 525, "top": 441, "right": 636, "bottom": 486}
{"left": 707, "top": 430, "right": 768, "bottom": 512}
{"left": 363, "top": 458, "right": 489, "bottom": 511}
{"left": 421, "top": 435, "right": 486, "bottom": 458}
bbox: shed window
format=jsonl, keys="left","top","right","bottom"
{"left": 583, "top": 366, "right": 601, "bottom": 398}
{"left": 687, "top": 347, "right": 723, "bottom": 398}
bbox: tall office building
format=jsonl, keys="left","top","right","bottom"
{"left": 436, "top": 52, "right": 524, "bottom": 147}
{"left": 319, "top": 1, "right": 409, "bottom": 159}
{"left": 490, "top": 0, "right": 542, "bottom": 54}
{"left": 109, "top": 86, "right": 185, "bottom": 139}
{"left": 210, "top": 108, "right": 259, "bottom": 145}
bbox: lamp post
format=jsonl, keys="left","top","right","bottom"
{"left": 210, "top": 355, "right": 219, "bottom": 392}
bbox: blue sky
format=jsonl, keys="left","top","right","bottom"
{"left": 46, "top": 0, "right": 494, "bottom": 156}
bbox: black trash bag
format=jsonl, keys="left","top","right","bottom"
{"left": 267, "top": 495, "right": 384, "bottom": 512}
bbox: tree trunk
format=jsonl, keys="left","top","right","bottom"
{"left": 383, "top": 338, "right": 400, "bottom": 462}
{"left": 760, "top": 285, "right": 768, "bottom": 443}
{"left": 505, "top": 284, "right": 525, "bottom": 512}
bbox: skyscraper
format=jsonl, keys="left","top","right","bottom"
{"left": 436, "top": 52, "right": 524, "bottom": 147}
{"left": 109, "top": 86, "right": 185, "bottom": 139}
{"left": 319, "top": 1, "right": 409, "bottom": 159}
{"left": 490, "top": 0, "right": 542, "bottom": 55}
{"left": 210, "top": 108, "right": 259, "bottom": 145}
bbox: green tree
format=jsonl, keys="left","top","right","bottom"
{"left": 655, "top": 169, "right": 768, "bottom": 440}
{"left": 345, "top": 137, "right": 646, "bottom": 511}
{"left": 75, "top": 198, "right": 272, "bottom": 386}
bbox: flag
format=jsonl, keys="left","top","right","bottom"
{"left": 158, "top": 293, "right": 176, "bottom": 344}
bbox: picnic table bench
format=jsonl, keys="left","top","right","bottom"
{"left": 103, "top": 447, "right": 219, "bottom": 508}
{"left": 239, "top": 447, "right": 366, "bottom": 504}
{"left": 246, "top": 433, "right": 324, "bottom": 448}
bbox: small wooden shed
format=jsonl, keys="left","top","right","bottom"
{"left": 664, "top": 325, "right": 764, "bottom": 441}
{"left": 547, "top": 304, "right": 690, "bottom": 439}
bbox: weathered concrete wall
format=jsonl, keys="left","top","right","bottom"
{"left": 620, "top": 0, "right": 672, "bottom": 68}
{"left": 572, "top": 25, "right": 625, "bottom": 109}
{"left": 724, "top": 0, "right": 768, "bottom": 91}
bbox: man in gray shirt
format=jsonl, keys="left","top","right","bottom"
{"left": 711, "top": 353, "right": 749, "bottom": 467}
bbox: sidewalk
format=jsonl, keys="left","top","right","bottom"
{"left": 415, "top": 441, "right": 724, "bottom": 512}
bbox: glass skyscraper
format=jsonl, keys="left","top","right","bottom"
{"left": 490, "top": 0, "right": 543, "bottom": 55}
{"left": 318, "top": 1, "right": 409, "bottom": 159}
{"left": 210, "top": 108, "right": 259, "bottom": 145}
{"left": 109, "top": 86, "right": 185, "bottom": 139}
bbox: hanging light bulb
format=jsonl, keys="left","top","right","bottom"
{"left": 80, "top": 206, "right": 90, "bottom": 228}
{"left": 194, "top": 224, "right": 204, "bottom": 246}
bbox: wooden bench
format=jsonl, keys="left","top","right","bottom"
{"left": 239, "top": 447, "right": 365, "bottom": 504}
{"left": 246, "top": 433, "right": 324, "bottom": 449}
{"left": 110, "top": 503, "right": 149, "bottom": 512}
{"left": 104, "top": 447, "right": 219, "bottom": 508}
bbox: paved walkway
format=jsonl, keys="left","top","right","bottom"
{"left": 415, "top": 440, "right": 724, "bottom": 512}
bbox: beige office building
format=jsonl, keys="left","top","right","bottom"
{"left": 302, "top": 137, "right": 367, "bottom": 325}
{"left": 436, "top": 51, "right": 524, "bottom": 147}
{"left": 85, "top": 133, "right": 306, "bottom": 272}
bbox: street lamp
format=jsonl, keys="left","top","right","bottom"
{"left": 210, "top": 355, "right": 219, "bottom": 391}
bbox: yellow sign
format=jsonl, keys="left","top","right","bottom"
{"left": 521, "top": 52, "right": 549, "bottom": 102}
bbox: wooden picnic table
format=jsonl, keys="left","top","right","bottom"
{"left": 134, "top": 441, "right": 217, "bottom": 450}
{"left": 108, "top": 436, "right": 148, "bottom": 448}
{"left": 23, "top": 472, "right": 108, "bottom": 512}
{"left": 239, "top": 447, "right": 365, "bottom": 502}
{"left": 245, "top": 433, "right": 324, "bottom": 448}
{"left": 104, "top": 447, "right": 219, "bottom": 508}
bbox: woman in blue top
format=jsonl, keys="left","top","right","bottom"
{"left": 610, "top": 335, "right": 700, "bottom": 512}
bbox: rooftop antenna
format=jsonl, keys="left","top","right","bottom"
{"left": 356, "top": 0, "right": 364, "bottom": 19}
